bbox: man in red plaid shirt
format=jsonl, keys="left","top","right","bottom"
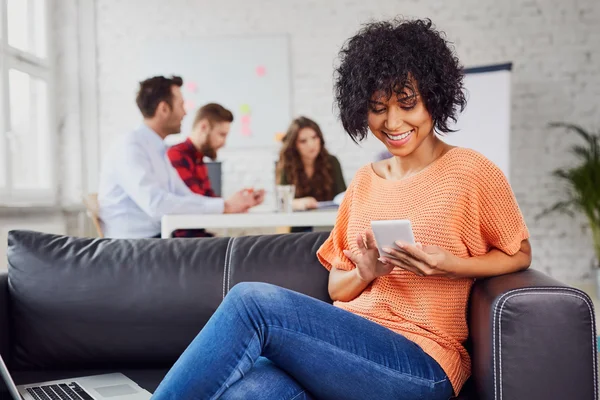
{"left": 167, "top": 103, "right": 263, "bottom": 237}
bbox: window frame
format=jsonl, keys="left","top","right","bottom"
{"left": 0, "top": 0, "right": 57, "bottom": 206}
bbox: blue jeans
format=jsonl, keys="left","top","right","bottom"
{"left": 152, "top": 282, "right": 453, "bottom": 400}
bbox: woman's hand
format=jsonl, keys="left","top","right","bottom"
{"left": 293, "top": 197, "right": 318, "bottom": 211}
{"left": 343, "top": 231, "right": 395, "bottom": 282}
{"left": 379, "top": 241, "right": 461, "bottom": 278}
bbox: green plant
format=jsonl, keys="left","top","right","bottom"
{"left": 538, "top": 123, "right": 600, "bottom": 265}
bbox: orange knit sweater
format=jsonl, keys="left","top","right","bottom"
{"left": 317, "top": 147, "right": 529, "bottom": 395}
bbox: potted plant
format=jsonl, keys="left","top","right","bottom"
{"left": 538, "top": 122, "right": 600, "bottom": 292}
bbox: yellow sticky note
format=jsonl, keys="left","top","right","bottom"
{"left": 240, "top": 104, "right": 251, "bottom": 114}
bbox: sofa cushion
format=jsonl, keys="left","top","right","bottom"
{"left": 226, "top": 232, "right": 331, "bottom": 302}
{"left": 7, "top": 230, "right": 229, "bottom": 370}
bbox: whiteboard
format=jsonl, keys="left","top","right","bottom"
{"left": 137, "top": 35, "right": 292, "bottom": 148}
{"left": 444, "top": 63, "right": 512, "bottom": 179}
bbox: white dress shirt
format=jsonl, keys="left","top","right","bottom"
{"left": 98, "top": 124, "right": 225, "bottom": 238}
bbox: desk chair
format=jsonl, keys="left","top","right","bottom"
{"left": 82, "top": 193, "right": 104, "bottom": 238}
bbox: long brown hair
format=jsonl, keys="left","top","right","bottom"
{"left": 277, "top": 117, "right": 334, "bottom": 201}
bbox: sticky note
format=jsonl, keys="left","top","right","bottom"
{"left": 186, "top": 81, "right": 198, "bottom": 93}
{"left": 274, "top": 132, "right": 285, "bottom": 142}
{"left": 256, "top": 65, "right": 267, "bottom": 77}
{"left": 241, "top": 115, "right": 251, "bottom": 124}
{"left": 240, "top": 104, "right": 251, "bottom": 114}
{"left": 241, "top": 125, "right": 252, "bottom": 136}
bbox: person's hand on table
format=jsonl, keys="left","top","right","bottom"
{"left": 292, "top": 197, "right": 318, "bottom": 211}
{"left": 250, "top": 188, "right": 265, "bottom": 207}
{"left": 224, "top": 189, "right": 256, "bottom": 213}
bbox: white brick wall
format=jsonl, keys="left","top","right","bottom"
{"left": 55, "top": 0, "right": 84, "bottom": 205}
{"left": 85, "top": 0, "right": 600, "bottom": 283}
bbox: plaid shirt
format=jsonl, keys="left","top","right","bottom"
{"left": 167, "top": 139, "right": 216, "bottom": 237}
{"left": 167, "top": 138, "right": 216, "bottom": 197}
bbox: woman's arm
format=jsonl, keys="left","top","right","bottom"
{"left": 292, "top": 197, "right": 318, "bottom": 211}
{"left": 328, "top": 267, "right": 372, "bottom": 302}
{"left": 453, "top": 239, "right": 531, "bottom": 279}
{"left": 328, "top": 232, "right": 395, "bottom": 301}
{"left": 379, "top": 238, "right": 532, "bottom": 279}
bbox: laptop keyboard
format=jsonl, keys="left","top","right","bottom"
{"left": 25, "top": 382, "right": 94, "bottom": 400}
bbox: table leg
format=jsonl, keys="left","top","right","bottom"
{"left": 161, "top": 224, "right": 172, "bottom": 239}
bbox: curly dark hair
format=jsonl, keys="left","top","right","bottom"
{"left": 334, "top": 18, "right": 466, "bottom": 142}
{"left": 277, "top": 117, "right": 334, "bottom": 201}
{"left": 136, "top": 75, "right": 183, "bottom": 118}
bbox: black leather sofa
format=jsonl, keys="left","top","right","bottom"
{"left": 1, "top": 230, "right": 597, "bottom": 399}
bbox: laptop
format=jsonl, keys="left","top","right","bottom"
{"left": 0, "top": 353, "right": 151, "bottom": 400}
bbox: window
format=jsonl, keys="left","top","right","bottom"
{"left": 0, "top": 0, "right": 55, "bottom": 205}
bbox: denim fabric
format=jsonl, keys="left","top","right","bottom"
{"left": 152, "top": 282, "right": 453, "bottom": 400}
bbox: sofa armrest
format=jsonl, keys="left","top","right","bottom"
{"left": 469, "top": 268, "right": 597, "bottom": 400}
{"left": 0, "top": 272, "right": 9, "bottom": 361}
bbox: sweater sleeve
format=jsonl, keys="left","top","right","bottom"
{"left": 474, "top": 156, "right": 530, "bottom": 255}
{"left": 317, "top": 178, "right": 356, "bottom": 271}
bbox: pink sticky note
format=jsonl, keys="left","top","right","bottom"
{"left": 256, "top": 65, "right": 267, "bottom": 77}
{"left": 184, "top": 100, "right": 196, "bottom": 111}
{"left": 185, "top": 81, "right": 198, "bottom": 93}
{"left": 241, "top": 115, "right": 251, "bottom": 124}
{"left": 241, "top": 124, "right": 252, "bottom": 136}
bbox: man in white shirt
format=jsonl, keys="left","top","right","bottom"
{"left": 98, "top": 75, "right": 264, "bottom": 238}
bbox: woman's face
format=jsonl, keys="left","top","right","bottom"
{"left": 295, "top": 127, "right": 322, "bottom": 161}
{"left": 367, "top": 88, "right": 434, "bottom": 158}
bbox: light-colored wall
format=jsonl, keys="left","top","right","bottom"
{"left": 5, "top": 0, "right": 599, "bottom": 284}
{"left": 91, "top": 0, "right": 600, "bottom": 283}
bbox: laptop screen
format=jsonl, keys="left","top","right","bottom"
{"left": 0, "top": 354, "right": 23, "bottom": 400}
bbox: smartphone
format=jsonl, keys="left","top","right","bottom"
{"left": 370, "top": 219, "right": 416, "bottom": 257}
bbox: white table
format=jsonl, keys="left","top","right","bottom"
{"left": 161, "top": 208, "right": 338, "bottom": 238}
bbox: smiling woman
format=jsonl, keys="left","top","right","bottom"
{"left": 368, "top": 89, "right": 434, "bottom": 157}
{"left": 320, "top": 18, "right": 532, "bottom": 396}
{"left": 151, "top": 18, "right": 531, "bottom": 400}
{"left": 335, "top": 19, "right": 466, "bottom": 143}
